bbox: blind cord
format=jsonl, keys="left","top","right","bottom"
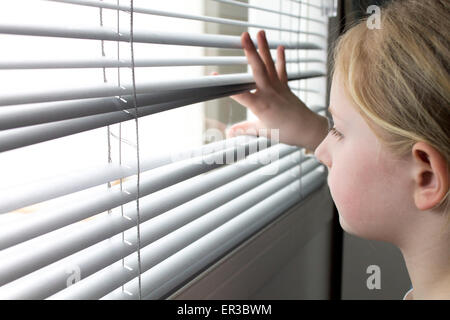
{"left": 129, "top": 0, "right": 143, "bottom": 300}
{"left": 99, "top": 2, "right": 113, "bottom": 195}
{"left": 116, "top": 0, "right": 127, "bottom": 295}
{"left": 100, "top": 3, "right": 107, "bottom": 83}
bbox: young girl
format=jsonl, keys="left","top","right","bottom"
{"left": 227, "top": 0, "right": 449, "bottom": 299}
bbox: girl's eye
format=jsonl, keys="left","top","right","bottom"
{"left": 329, "top": 127, "right": 344, "bottom": 140}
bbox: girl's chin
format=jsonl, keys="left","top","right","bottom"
{"left": 338, "top": 214, "right": 352, "bottom": 234}
{"left": 337, "top": 213, "right": 367, "bottom": 239}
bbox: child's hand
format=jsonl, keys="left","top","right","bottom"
{"left": 227, "top": 30, "right": 328, "bottom": 151}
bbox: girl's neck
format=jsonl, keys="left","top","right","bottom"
{"left": 400, "top": 222, "right": 450, "bottom": 300}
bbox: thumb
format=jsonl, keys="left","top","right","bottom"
{"left": 226, "top": 120, "right": 269, "bottom": 139}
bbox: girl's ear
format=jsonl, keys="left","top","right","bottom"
{"left": 412, "top": 141, "right": 449, "bottom": 211}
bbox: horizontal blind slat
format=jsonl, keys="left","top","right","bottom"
{"left": 293, "top": 0, "right": 324, "bottom": 10}
{"left": 0, "top": 86, "right": 254, "bottom": 153}
{"left": 0, "top": 154, "right": 320, "bottom": 299}
{"left": 211, "top": 0, "right": 326, "bottom": 24}
{"left": 0, "top": 84, "right": 255, "bottom": 129}
{"left": 107, "top": 167, "right": 327, "bottom": 300}
{"left": 0, "top": 146, "right": 298, "bottom": 288}
{"left": 0, "top": 71, "right": 324, "bottom": 107}
{"left": 48, "top": 164, "right": 323, "bottom": 300}
{"left": 0, "top": 0, "right": 330, "bottom": 301}
{"left": 0, "top": 57, "right": 325, "bottom": 70}
{"left": 143, "top": 169, "right": 327, "bottom": 300}
{"left": 0, "top": 73, "right": 324, "bottom": 153}
{"left": 0, "top": 135, "right": 253, "bottom": 214}
{"left": 0, "top": 23, "right": 324, "bottom": 49}
{"left": 0, "top": 138, "right": 278, "bottom": 253}
{"left": 45, "top": 0, "right": 326, "bottom": 38}
{"left": 0, "top": 79, "right": 327, "bottom": 130}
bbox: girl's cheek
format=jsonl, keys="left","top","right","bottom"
{"left": 327, "top": 150, "right": 376, "bottom": 236}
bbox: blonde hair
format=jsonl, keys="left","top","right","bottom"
{"left": 333, "top": 0, "right": 450, "bottom": 214}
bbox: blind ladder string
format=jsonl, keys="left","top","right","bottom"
{"left": 288, "top": 1, "right": 295, "bottom": 85}
{"left": 99, "top": 1, "right": 113, "bottom": 200}
{"left": 116, "top": 0, "right": 128, "bottom": 295}
{"left": 305, "top": 1, "right": 310, "bottom": 105}
{"left": 296, "top": 1, "right": 303, "bottom": 198}
{"left": 129, "top": 0, "right": 143, "bottom": 300}
{"left": 102, "top": 0, "right": 134, "bottom": 297}
{"left": 295, "top": 1, "right": 301, "bottom": 100}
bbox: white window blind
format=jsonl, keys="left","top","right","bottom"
{"left": 0, "top": 0, "right": 333, "bottom": 300}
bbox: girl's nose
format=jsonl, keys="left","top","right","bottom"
{"left": 314, "top": 138, "right": 331, "bottom": 169}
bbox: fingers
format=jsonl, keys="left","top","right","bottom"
{"left": 276, "top": 46, "right": 288, "bottom": 84}
{"left": 210, "top": 59, "right": 257, "bottom": 108}
{"left": 230, "top": 91, "right": 256, "bottom": 106}
{"left": 226, "top": 120, "right": 267, "bottom": 138}
{"left": 204, "top": 118, "right": 227, "bottom": 132}
{"left": 212, "top": 69, "right": 256, "bottom": 106}
{"left": 241, "top": 32, "right": 271, "bottom": 89}
{"left": 256, "top": 31, "right": 278, "bottom": 81}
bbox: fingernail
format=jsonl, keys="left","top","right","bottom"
{"left": 243, "top": 32, "right": 253, "bottom": 49}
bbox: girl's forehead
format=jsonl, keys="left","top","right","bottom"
{"left": 329, "top": 77, "right": 353, "bottom": 120}
{"left": 329, "top": 77, "right": 374, "bottom": 134}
